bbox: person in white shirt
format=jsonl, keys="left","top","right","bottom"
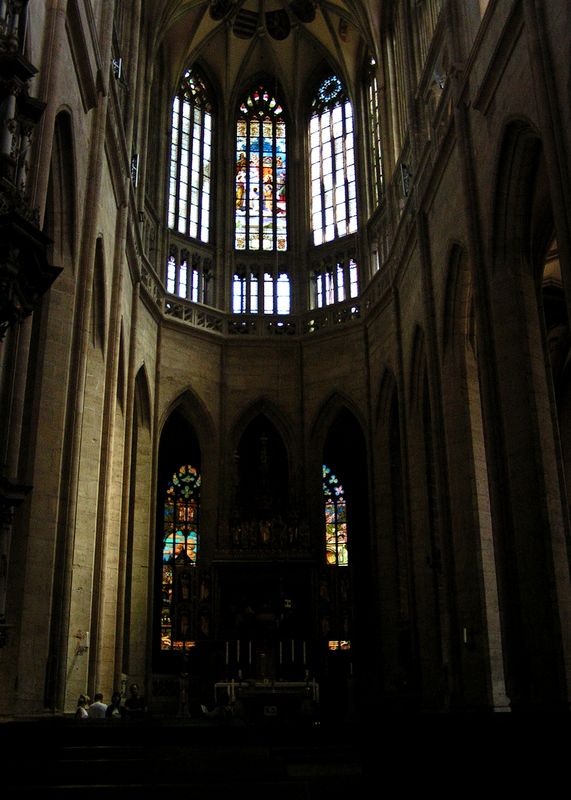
{"left": 87, "top": 692, "right": 107, "bottom": 719}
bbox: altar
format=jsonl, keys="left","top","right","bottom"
{"left": 214, "top": 679, "right": 319, "bottom": 723}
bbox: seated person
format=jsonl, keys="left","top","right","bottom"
{"left": 124, "top": 683, "right": 147, "bottom": 718}
{"left": 105, "top": 691, "right": 126, "bottom": 719}
{"left": 87, "top": 692, "right": 107, "bottom": 719}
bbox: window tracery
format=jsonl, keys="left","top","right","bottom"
{"left": 309, "top": 75, "right": 357, "bottom": 246}
{"left": 323, "top": 464, "right": 348, "bottom": 566}
{"left": 235, "top": 84, "right": 287, "bottom": 252}
{"left": 168, "top": 67, "right": 213, "bottom": 243}
{"left": 161, "top": 464, "right": 201, "bottom": 651}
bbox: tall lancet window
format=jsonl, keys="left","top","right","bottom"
{"left": 323, "top": 465, "right": 349, "bottom": 566}
{"left": 168, "top": 66, "right": 213, "bottom": 243}
{"left": 367, "top": 57, "right": 383, "bottom": 206}
{"left": 161, "top": 464, "right": 201, "bottom": 651}
{"left": 235, "top": 84, "right": 287, "bottom": 251}
{"left": 310, "top": 75, "right": 357, "bottom": 246}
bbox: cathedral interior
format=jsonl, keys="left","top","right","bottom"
{"left": 1, "top": 3, "right": 571, "bottom": 766}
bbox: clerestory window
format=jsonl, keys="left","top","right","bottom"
{"left": 232, "top": 270, "right": 291, "bottom": 314}
{"left": 312, "top": 258, "right": 358, "bottom": 309}
{"left": 168, "top": 67, "right": 213, "bottom": 243}
{"left": 309, "top": 75, "right": 357, "bottom": 246}
{"left": 366, "top": 57, "right": 383, "bottom": 207}
{"left": 235, "top": 84, "right": 287, "bottom": 252}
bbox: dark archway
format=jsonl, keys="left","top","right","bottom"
{"left": 153, "top": 408, "right": 202, "bottom": 677}
{"left": 318, "top": 406, "right": 371, "bottom": 723}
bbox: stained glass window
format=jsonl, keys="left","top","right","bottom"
{"left": 168, "top": 67, "right": 212, "bottom": 243}
{"left": 235, "top": 84, "right": 287, "bottom": 252}
{"left": 310, "top": 75, "right": 357, "bottom": 246}
{"left": 323, "top": 465, "right": 348, "bottom": 567}
{"left": 161, "top": 464, "right": 201, "bottom": 651}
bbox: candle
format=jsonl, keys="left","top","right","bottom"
{"left": 237, "top": 639, "right": 240, "bottom": 663}
{"left": 225, "top": 641, "right": 229, "bottom": 665}
{"left": 279, "top": 641, "right": 282, "bottom": 664}
{"left": 303, "top": 641, "right": 306, "bottom": 665}
{"left": 291, "top": 639, "right": 295, "bottom": 662}
{"left": 249, "top": 641, "right": 252, "bottom": 664}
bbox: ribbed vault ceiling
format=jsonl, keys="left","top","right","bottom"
{"left": 145, "top": 1, "right": 380, "bottom": 107}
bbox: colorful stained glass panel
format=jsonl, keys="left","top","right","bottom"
{"left": 235, "top": 85, "right": 287, "bottom": 251}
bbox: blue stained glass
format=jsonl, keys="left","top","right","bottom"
{"left": 161, "top": 464, "right": 201, "bottom": 650}
{"left": 235, "top": 83, "right": 287, "bottom": 251}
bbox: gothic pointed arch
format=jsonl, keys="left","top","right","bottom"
{"left": 43, "top": 109, "right": 77, "bottom": 271}
{"left": 91, "top": 237, "right": 106, "bottom": 351}
{"left": 308, "top": 70, "right": 358, "bottom": 246}
{"left": 36, "top": 109, "right": 78, "bottom": 712}
{"left": 228, "top": 405, "right": 293, "bottom": 552}
{"left": 122, "top": 364, "right": 154, "bottom": 678}
{"left": 440, "top": 241, "right": 508, "bottom": 709}
{"left": 442, "top": 242, "right": 469, "bottom": 359}
{"left": 409, "top": 325, "right": 427, "bottom": 409}
{"left": 375, "top": 366, "right": 416, "bottom": 708}
{"left": 492, "top": 118, "right": 542, "bottom": 272}
{"left": 234, "top": 76, "right": 288, "bottom": 253}
{"left": 376, "top": 366, "right": 398, "bottom": 427}
{"left": 159, "top": 388, "right": 217, "bottom": 454}
{"left": 486, "top": 120, "right": 571, "bottom": 709}
{"left": 230, "top": 397, "right": 295, "bottom": 459}
{"left": 311, "top": 399, "right": 371, "bottom": 716}
{"left": 168, "top": 62, "right": 214, "bottom": 243}
{"left": 117, "top": 325, "right": 126, "bottom": 411}
{"left": 310, "top": 391, "right": 367, "bottom": 449}
{"left": 134, "top": 364, "right": 152, "bottom": 432}
{"left": 155, "top": 401, "right": 204, "bottom": 662}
